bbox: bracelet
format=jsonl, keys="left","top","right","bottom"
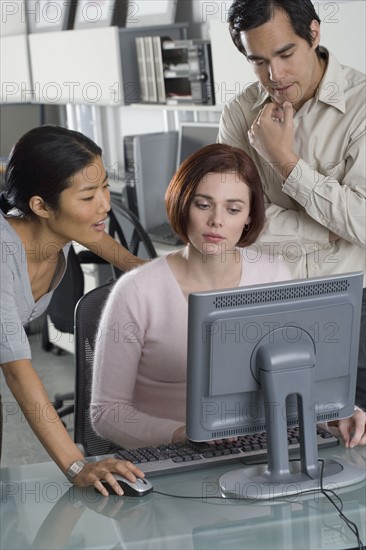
{"left": 354, "top": 405, "right": 364, "bottom": 412}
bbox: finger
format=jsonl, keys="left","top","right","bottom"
{"left": 254, "top": 105, "right": 273, "bottom": 127}
{"left": 114, "top": 460, "right": 144, "bottom": 481}
{"left": 348, "top": 419, "right": 366, "bottom": 448}
{"left": 282, "top": 101, "right": 295, "bottom": 126}
{"left": 337, "top": 418, "right": 351, "bottom": 447}
{"left": 102, "top": 472, "right": 124, "bottom": 496}
{"left": 270, "top": 103, "right": 284, "bottom": 121}
{"left": 101, "top": 458, "right": 143, "bottom": 480}
{"left": 253, "top": 108, "right": 263, "bottom": 125}
{"left": 94, "top": 479, "right": 111, "bottom": 497}
{"left": 124, "top": 461, "right": 145, "bottom": 478}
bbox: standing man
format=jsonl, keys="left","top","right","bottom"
{"left": 218, "top": 1, "right": 365, "bottom": 415}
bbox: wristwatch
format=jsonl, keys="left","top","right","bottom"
{"left": 65, "top": 459, "right": 88, "bottom": 482}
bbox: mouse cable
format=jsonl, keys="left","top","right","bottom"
{"left": 152, "top": 459, "right": 365, "bottom": 550}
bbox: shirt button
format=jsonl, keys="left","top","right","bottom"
{"left": 291, "top": 191, "right": 296, "bottom": 198}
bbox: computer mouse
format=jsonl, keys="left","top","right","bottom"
{"left": 98, "top": 476, "right": 153, "bottom": 497}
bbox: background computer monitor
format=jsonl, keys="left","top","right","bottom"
{"left": 186, "top": 271, "right": 365, "bottom": 499}
{"left": 176, "top": 122, "right": 219, "bottom": 168}
{"left": 123, "top": 125, "right": 219, "bottom": 242}
{"left": 123, "top": 131, "right": 178, "bottom": 232}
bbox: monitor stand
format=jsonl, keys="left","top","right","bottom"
{"left": 219, "top": 337, "right": 366, "bottom": 500}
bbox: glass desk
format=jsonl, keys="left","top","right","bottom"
{"left": 1, "top": 445, "right": 365, "bottom": 550}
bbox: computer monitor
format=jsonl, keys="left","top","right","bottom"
{"left": 176, "top": 122, "right": 219, "bottom": 168}
{"left": 123, "top": 131, "right": 178, "bottom": 231}
{"left": 186, "top": 271, "right": 365, "bottom": 500}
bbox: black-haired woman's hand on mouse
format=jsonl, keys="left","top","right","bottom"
{"left": 72, "top": 458, "right": 145, "bottom": 497}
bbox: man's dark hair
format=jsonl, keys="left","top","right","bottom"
{"left": 228, "top": 0, "right": 321, "bottom": 56}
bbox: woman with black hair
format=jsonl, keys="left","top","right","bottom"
{"left": 0, "top": 125, "right": 144, "bottom": 496}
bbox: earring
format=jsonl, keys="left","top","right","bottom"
{"left": 244, "top": 224, "right": 251, "bottom": 231}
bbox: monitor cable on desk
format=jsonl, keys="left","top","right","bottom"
{"left": 148, "top": 459, "right": 365, "bottom": 550}
{"left": 317, "top": 458, "right": 364, "bottom": 550}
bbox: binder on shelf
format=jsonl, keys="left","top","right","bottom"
{"left": 152, "top": 36, "right": 167, "bottom": 104}
{"left": 119, "top": 23, "right": 188, "bottom": 104}
{"left": 144, "top": 36, "right": 158, "bottom": 103}
{"left": 135, "top": 36, "right": 149, "bottom": 103}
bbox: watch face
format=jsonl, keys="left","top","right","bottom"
{"left": 67, "top": 460, "right": 86, "bottom": 478}
{"left": 71, "top": 463, "right": 81, "bottom": 474}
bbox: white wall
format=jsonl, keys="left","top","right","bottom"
{"left": 184, "top": 0, "right": 365, "bottom": 73}
{"left": 188, "top": 0, "right": 366, "bottom": 108}
{"left": 6, "top": 1, "right": 362, "bottom": 174}
{"left": 316, "top": 1, "right": 365, "bottom": 72}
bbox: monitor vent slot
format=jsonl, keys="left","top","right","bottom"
{"left": 211, "top": 425, "right": 266, "bottom": 438}
{"left": 213, "top": 279, "right": 349, "bottom": 309}
{"left": 317, "top": 411, "right": 339, "bottom": 422}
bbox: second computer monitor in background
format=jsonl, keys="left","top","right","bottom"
{"left": 176, "top": 121, "right": 220, "bottom": 169}
{"left": 123, "top": 123, "right": 220, "bottom": 246}
{"left": 124, "top": 131, "right": 178, "bottom": 232}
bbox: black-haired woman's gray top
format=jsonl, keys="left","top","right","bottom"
{"left": 0, "top": 212, "right": 70, "bottom": 364}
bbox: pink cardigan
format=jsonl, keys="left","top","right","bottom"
{"left": 91, "top": 253, "right": 290, "bottom": 449}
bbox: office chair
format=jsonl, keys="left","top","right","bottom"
{"left": 74, "top": 282, "right": 119, "bottom": 456}
{"left": 44, "top": 203, "right": 157, "bottom": 422}
{"left": 47, "top": 244, "right": 85, "bottom": 419}
{"left": 42, "top": 244, "right": 84, "bottom": 353}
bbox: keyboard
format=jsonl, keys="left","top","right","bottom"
{"left": 148, "top": 222, "right": 183, "bottom": 246}
{"left": 115, "top": 426, "right": 339, "bottom": 477}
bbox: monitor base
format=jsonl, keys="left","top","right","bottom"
{"left": 219, "top": 459, "right": 366, "bottom": 500}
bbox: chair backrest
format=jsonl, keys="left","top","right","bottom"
{"left": 108, "top": 198, "right": 157, "bottom": 277}
{"left": 74, "top": 282, "right": 120, "bottom": 456}
{"left": 46, "top": 244, "right": 84, "bottom": 334}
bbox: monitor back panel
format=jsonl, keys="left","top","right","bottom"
{"left": 177, "top": 122, "right": 219, "bottom": 168}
